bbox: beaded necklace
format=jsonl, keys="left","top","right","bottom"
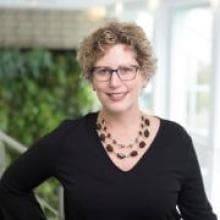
{"left": 96, "top": 113, "right": 150, "bottom": 159}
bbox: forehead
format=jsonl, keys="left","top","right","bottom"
{"left": 95, "top": 44, "right": 138, "bottom": 67}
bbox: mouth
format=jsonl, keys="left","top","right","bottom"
{"left": 107, "top": 92, "right": 128, "bottom": 101}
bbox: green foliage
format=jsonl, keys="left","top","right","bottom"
{"left": 0, "top": 48, "right": 96, "bottom": 218}
{"left": 0, "top": 48, "right": 95, "bottom": 144}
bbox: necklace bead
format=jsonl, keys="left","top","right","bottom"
{"left": 130, "top": 150, "right": 138, "bottom": 157}
{"left": 107, "top": 133, "right": 111, "bottom": 138}
{"left": 106, "top": 144, "right": 114, "bottom": 152}
{"left": 145, "top": 119, "right": 150, "bottom": 126}
{"left": 144, "top": 129, "right": 150, "bottom": 137}
{"left": 139, "top": 141, "right": 146, "bottom": 148}
{"left": 96, "top": 112, "right": 150, "bottom": 160}
{"left": 117, "top": 153, "right": 126, "bottom": 159}
{"left": 96, "top": 123, "right": 101, "bottom": 130}
{"left": 99, "top": 133, "right": 106, "bottom": 141}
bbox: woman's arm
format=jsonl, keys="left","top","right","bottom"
{"left": 0, "top": 121, "right": 69, "bottom": 220}
{"left": 178, "top": 136, "right": 218, "bottom": 220}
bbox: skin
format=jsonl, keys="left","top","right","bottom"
{"left": 92, "top": 44, "right": 147, "bottom": 117}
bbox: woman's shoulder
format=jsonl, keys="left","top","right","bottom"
{"left": 60, "top": 111, "right": 97, "bottom": 127}
{"left": 52, "top": 111, "right": 98, "bottom": 135}
{"left": 151, "top": 116, "right": 195, "bottom": 159}
{"left": 153, "top": 115, "right": 192, "bottom": 143}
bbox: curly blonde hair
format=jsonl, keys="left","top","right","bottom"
{"left": 77, "top": 21, "right": 157, "bottom": 79}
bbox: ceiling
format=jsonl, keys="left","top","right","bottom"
{"left": 0, "top": 0, "right": 126, "bottom": 9}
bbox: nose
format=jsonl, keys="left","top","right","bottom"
{"left": 109, "top": 71, "right": 122, "bottom": 87}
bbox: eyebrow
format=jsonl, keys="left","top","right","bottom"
{"left": 93, "top": 64, "right": 139, "bottom": 68}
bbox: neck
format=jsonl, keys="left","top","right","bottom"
{"left": 99, "top": 108, "right": 141, "bottom": 131}
{"left": 97, "top": 108, "right": 149, "bottom": 146}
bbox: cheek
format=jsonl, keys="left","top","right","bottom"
{"left": 91, "top": 80, "right": 100, "bottom": 91}
{"left": 130, "top": 81, "right": 145, "bottom": 93}
{"left": 91, "top": 82, "right": 105, "bottom": 94}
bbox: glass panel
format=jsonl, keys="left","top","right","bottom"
{"left": 197, "top": 63, "right": 211, "bottom": 85}
{"left": 172, "top": 6, "right": 212, "bottom": 137}
{"left": 171, "top": 6, "right": 213, "bottom": 199}
{"left": 193, "top": 90, "right": 210, "bottom": 131}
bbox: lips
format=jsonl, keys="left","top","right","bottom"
{"left": 107, "top": 92, "right": 128, "bottom": 101}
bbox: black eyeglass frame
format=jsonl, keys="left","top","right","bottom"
{"left": 91, "top": 65, "right": 140, "bottom": 82}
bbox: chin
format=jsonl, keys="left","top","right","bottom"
{"left": 103, "top": 103, "right": 133, "bottom": 114}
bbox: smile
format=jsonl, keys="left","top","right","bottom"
{"left": 107, "top": 92, "right": 128, "bottom": 101}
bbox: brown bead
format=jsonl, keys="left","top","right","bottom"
{"left": 144, "top": 129, "right": 150, "bottom": 137}
{"left": 99, "top": 133, "right": 106, "bottom": 141}
{"left": 145, "top": 118, "right": 150, "bottom": 126}
{"left": 96, "top": 123, "right": 101, "bottom": 130}
{"left": 116, "top": 153, "right": 126, "bottom": 159}
{"left": 106, "top": 144, "right": 113, "bottom": 152}
{"left": 139, "top": 141, "right": 146, "bottom": 148}
{"left": 130, "top": 150, "right": 138, "bottom": 157}
{"left": 96, "top": 113, "right": 152, "bottom": 161}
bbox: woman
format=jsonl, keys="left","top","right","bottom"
{"left": 0, "top": 21, "right": 217, "bottom": 220}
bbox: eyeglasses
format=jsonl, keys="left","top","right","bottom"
{"left": 91, "top": 65, "right": 140, "bottom": 82}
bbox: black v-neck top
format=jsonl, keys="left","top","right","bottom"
{"left": 0, "top": 112, "right": 217, "bottom": 220}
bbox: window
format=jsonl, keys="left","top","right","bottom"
{"left": 170, "top": 6, "right": 213, "bottom": 137}
{"left": 169, "top": 4, "right": 214, "bottom": 198}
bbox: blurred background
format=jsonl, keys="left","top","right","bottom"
{"left": 0, "top": 0, "right": 219, "bottom": 219}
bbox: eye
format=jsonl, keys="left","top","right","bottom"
{"left": 95, "top": 68, "right": 110, "bottom": 75}
{"left": 119, "top": 66, "right": 134, "bottom": 74}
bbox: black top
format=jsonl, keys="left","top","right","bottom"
{"left": 0, "top": 112, "right": 217, "bottom": 220}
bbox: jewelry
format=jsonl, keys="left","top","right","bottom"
{"left": 96, "top": 113, "right": 150, "bottom": 159}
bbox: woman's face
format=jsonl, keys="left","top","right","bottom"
{"left": 91, "top": 44, "right": 147, "bottom": 114}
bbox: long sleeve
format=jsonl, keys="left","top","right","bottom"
{"left": 0, "top": 120, "right": 69, "bottom": 220}
{"left": 178, "top": 135, "right": 217, "bottom": 220}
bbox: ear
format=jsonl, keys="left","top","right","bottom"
{"left": 142, "top": 74, "right": 150, "bottom": 88}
